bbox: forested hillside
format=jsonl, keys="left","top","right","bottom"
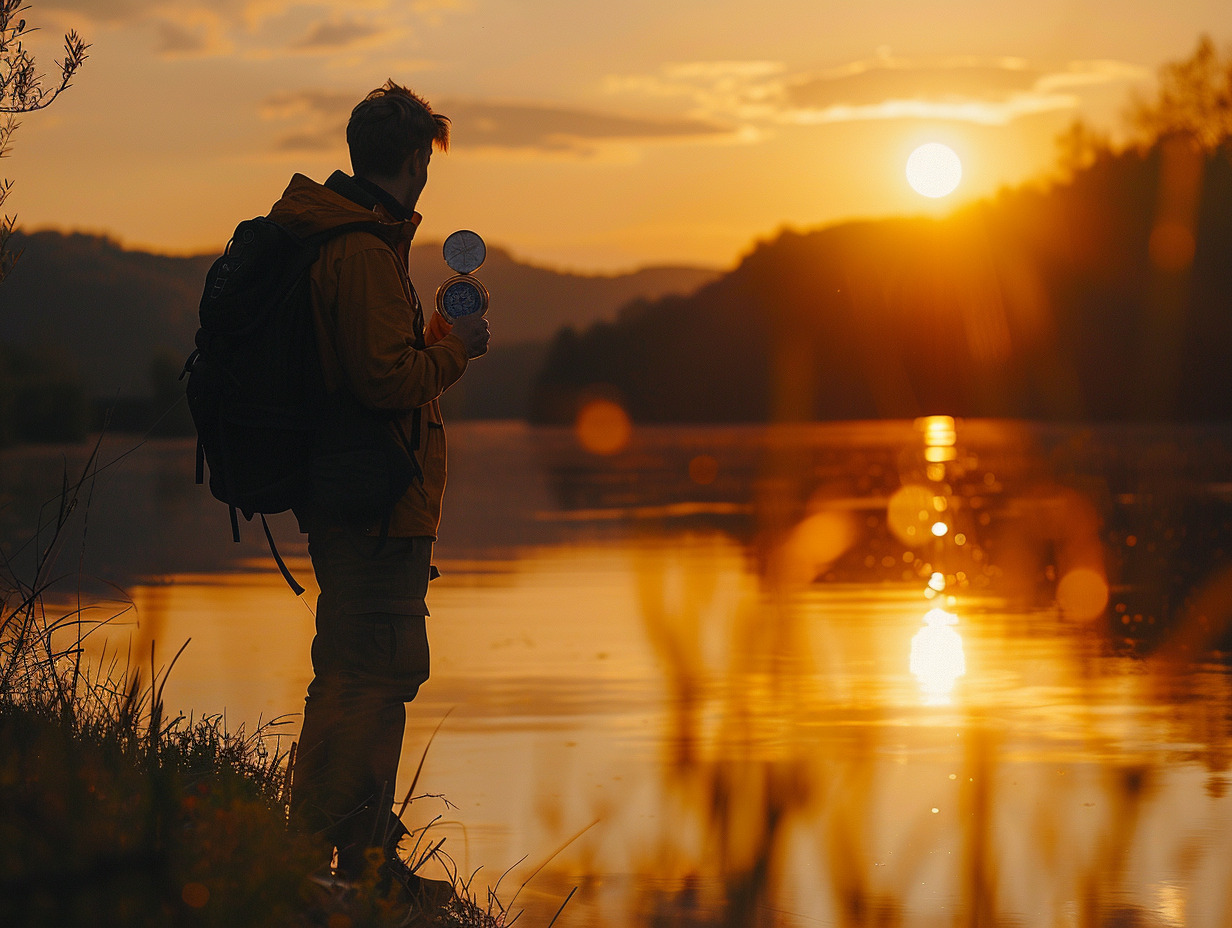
{"left": 0, "top": 230, "right": 716, "bottom": 441}
{"left": 530, "top": 142, "right": 1232, "bottom": 424}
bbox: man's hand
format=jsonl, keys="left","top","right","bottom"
{"left": 451, "top": 312, "right": 491, "bottom": 359}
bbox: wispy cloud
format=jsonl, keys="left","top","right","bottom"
{"left": 41, "top": 0, "right": 448, "bottom": 58}
{"left": 261, "top": 91, "right": 734, "bottom": 156}
{"left": 410, "top": 0, "right": 471, "bottom": 26}
{"left": 444, "top": 99, "right": 733, "bottom": 153}
{"left": 606, "top": 61, "right": 787, "bottom": 122}
{"left": 41, "top": 0, "right": 163, "bottom": 25}
{"left": 260, "top": 89, "right": 353, "bottom": 152}
{"left": 608, "top": 54, "right": 1151, "bottom": 130}
{"left": 43, "top": 0, "right": 257, "bottom": 27}
{"left": 289, "top": 15, "right": 390, "bottom": 53}
{"left": 150, "top": 9, "right": 233, "bottom": 58}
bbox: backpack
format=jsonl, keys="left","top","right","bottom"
{"left": 183, "top": 215, "right": 412, "bottom": 593}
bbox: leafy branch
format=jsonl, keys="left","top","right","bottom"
{"left": 1, "top": 0, "right": 88, "bottom": 283}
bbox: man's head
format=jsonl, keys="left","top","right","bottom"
{"left": 347, "top": 81, "right": 451, "bottom": 212}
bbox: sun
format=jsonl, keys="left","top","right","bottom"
{"left": 906, "top": 143, "right": 963, "bottom": 198}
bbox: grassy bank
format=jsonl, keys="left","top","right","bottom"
{"left": 0, "top": 445, "right": 507, "bottom": 927}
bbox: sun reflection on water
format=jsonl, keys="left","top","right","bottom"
{"left": 903, "top": 416, "right": 969, "bottom": 704}
{"left": 910, "top": 606, "right": 966, "bottom": 704}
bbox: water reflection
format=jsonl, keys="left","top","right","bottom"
{"left": 919, "top": 413, "right": 959, "bottom": 464}
{"left": 904, "top": 418, "right": 969, "bottom": 705}
{"left": 910, "top": 607, "right": 965, "bottom": 703}
{"left": 6, "top": 421, "right": 1232, "bottom": 926}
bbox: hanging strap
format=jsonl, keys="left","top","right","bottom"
{"left": 391, "top": 417, "right": 424, "bottom": 482}
{"left": 227, "top": 508, "right": 306, "bottom": 595}
{"left": 260, "top": 514, "right": 305, "bottom": 596}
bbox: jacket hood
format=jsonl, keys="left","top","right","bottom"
{"left": 266, "top": 171, "right": 419, "bottom": 243}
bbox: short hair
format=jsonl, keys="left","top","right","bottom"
{"left": 346, "top": 80, "right": 450, "bottom": 178}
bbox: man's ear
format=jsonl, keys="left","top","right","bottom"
{"left": 409, "top": 148, "right": 430, "bottom": 176}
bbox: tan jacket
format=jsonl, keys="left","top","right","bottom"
{"left": 268, "top": 172, "right": 469, "bottom": 537}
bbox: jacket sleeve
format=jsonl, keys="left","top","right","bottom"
{"left": 331, "top": 245, "right": 469, "bottom": 410}
{"left": 425, "top": 309, "right": 453, "bottom": 346}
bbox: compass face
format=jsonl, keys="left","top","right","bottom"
{"left": 442, "top": 230, "right": 486, "bottom": 274}
{"left": 438, "top": 275, "right": 488, "bottom": 320}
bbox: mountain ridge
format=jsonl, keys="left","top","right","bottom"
{"left": 0, "top": 229, "right": 720, "bottom": 401}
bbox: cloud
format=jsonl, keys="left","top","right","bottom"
{"left": 609, "top": 55, "right": 1151, "bottom": 130}
{"left": 150, "top": 10, "right": 233, "bottom": 58}
{"left": 39, "top": 0, "right": 158, "bottom": 24}
{"left": 39, "top": 0, "right": 452, "bottom": 57}
{"left": 442, "top": 99, "right": 733, "bottom": 153}
{"left": 289, "top": 16, "right": 388, "bottom": 53}
{"left": 775, "top": 56, "right": 1151, "bottom": 126}
{"left": 261, "top": 91, "right": 733, "bottom": 156}
{"left": 42, "top": 0, "right": 253, "bottom": 26}
{"left": 1035, "top": 59, "right": 1154, "bottom": 92}
{"left": 260, "top": 89, "right": 353, "bottom": 152}
{"left": 606, "top": 61, "right": 786, "bottom": 122}
{"left": 410, "top": 0, "right": 470, "bottom": 26}
{"left": 785, "top": 59, "right": 1044, "bottom": 109}
{"left": 152, "top": 20, "right": 213, "bottom": 56}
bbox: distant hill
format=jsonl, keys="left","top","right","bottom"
{"left": 531, "top": 141, "right": 1232, "bottom": 424}
{"left": 0, "top": 230, "right": 719, "bottom": 415}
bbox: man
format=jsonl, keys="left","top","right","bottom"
{"left": 268, "top": 81, "right": 490, "bottom": 902}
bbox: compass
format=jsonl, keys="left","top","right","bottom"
{"left": 436, "top": 230, "right": 490, "bottom": 322}
{"left": 442, "top": 229, "right": 486, "bottom": 274}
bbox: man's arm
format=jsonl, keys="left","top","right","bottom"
{"left": 332, "top": 246, "right": 469, "bottom": 409}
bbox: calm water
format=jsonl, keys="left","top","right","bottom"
{"left": 4, "top": 419, "right": 1232, "bottom": 927}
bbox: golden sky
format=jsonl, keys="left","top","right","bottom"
{"left": 8, "top": 0, "right": 1230, "bottom": 271}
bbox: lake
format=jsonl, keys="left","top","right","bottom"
{"left": 3, "top": 418, "right": 1232, "bottom": 927}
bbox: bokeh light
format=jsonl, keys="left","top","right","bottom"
{"left": 182, "top": 883, "right": 210, "bottom": 909}
{"left": 688, "top": 454, "right": 719, "bottom": 485}
{"left": 887, "top": 484, "right": 936, "bottom": 547}
{"left": 779, "top": 510, "right": 858, "bottom": 584}
{"left": 574, "top": 398, "right": 632, "bottom": 455}
{"left": 1057, "top": 567, "right": 1110, "bottom": 620}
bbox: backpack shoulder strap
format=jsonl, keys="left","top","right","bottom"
{"left": 299, "top": 219, "right": 399, "bottom": 253}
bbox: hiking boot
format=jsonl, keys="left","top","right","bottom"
{"left": 378, "top": 854, "right": 455, "bottom": 914}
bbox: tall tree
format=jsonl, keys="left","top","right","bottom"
{"left": 1130, "top": 34, "right": 1232, "bottom": 151}
{"left": 0, "top": 0, "right": 87, "bottom": 283}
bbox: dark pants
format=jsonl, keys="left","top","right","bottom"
{"left": 290, "top": 529, "right": 434, "bottom": 877}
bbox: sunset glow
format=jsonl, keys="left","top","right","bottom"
{"left": 6, "top": 1, "right": 1213, "bottom": 270}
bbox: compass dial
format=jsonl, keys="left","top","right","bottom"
{"left": 442, "top": 230, "right": 486, "bottom": 274}
{"left": 437, "top": 275, "right": 489, "bottom": 321}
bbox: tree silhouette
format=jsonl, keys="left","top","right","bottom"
{"left": 1, "top": 0, "right": 87, "bottom": 283}
{"left": 1130, "top": 34, "right": 1232, "bottom": 152}
{"left": 1053, "top": 118, "right": 1113, "bottom": 180}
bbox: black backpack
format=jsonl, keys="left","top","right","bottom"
{"left": 183, "top": 215, "right": 409, "bottom": 592}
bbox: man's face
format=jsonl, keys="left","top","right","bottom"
{"left": 400, "top": 148, "right": 431, "bottom": 212}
